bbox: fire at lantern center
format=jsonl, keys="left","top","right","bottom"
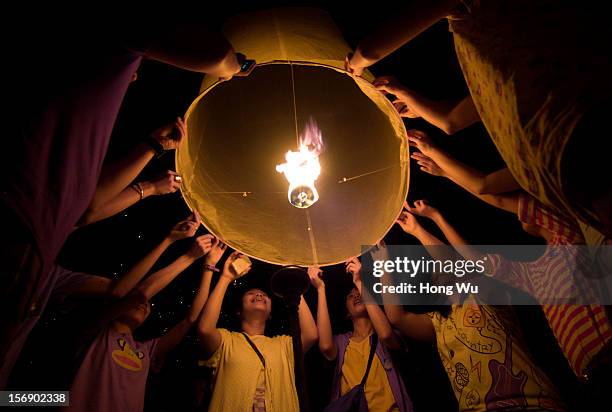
{"left": 276, "top": 118, "right": 324, "bottom": 209}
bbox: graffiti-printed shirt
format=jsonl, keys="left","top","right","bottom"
{"left": 66, "top": 328, "right": 158, "bottom": 412}
{"left": 428, "top": 296, "right": 564, "bottom": 411}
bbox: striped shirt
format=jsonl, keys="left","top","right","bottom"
{"left": 487, "top": 195, "right": 612, "bottom": 377}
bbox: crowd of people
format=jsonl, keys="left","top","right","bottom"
{"left": 2, "top": 2, "right": 611, "bottom": 411}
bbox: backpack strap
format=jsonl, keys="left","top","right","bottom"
{"left": 241, "top": 332, "right": 266, "bottom": 368}
{"left": 360, "top": 333, "right": 378, "bottom": 386}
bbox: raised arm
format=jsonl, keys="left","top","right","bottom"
{"left": 347, "top": 257, "right": 401, "bottom": 350}
{"left": 408, "top": 200, "right": 493, "bottom": 272}
{"left": 197, "top": 251, "right": 249, "bottom": 358}
{"left": 86, "top": 119, "right": 186, "bottom": 215}
{"left": 374, "top": 77, "right": 480, "bottom": 135}
{"left": 408, "top": 129, "right": 521, "bottom": 195}
{"left": 80, "top": 170, "right": 182, "bottom": 225}
{"left": 140, "top": 25, "right": 242, "bottom": 78}
{"left": 153, "top": 238, "right": 228, "bottom": 363}
{"left": 346, "top": 1, "right": 461, "bottom": 75}
{"left": 411, "top": 152, "right": 520, "bottom": 214}
{"left": 308, "top": 267, "right": 337, "bottom": 360}
{"left": 298, "top": 295, "right": 318, "bottom": 352}
{"left": 375, "top": 255, "right": 435, "bottom": 342}
{"left": 137, "top": 234, "right": 213, "bottom": 300}
{"left": 377, "top": 228, "right": 436, "bottom": 342}
{"left": 61, "top": 214, "right": 201, "bottom": 300}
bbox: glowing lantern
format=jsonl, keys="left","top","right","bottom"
{"left": 276, "top": 118, "right": 323, "bottom": 209}
{"left": 177, "top": 8, "right": 409, "bottom": 266}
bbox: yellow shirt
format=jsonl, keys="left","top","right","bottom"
{"left": 340, "top": 335, "right": 398, "bottom": 412}
{"left": 428, "top": 297, "right": 564, "bottom": 411}
{"left": 448, "top": 0, "right": 612, "bottom": 229}
{"left": 200, "top": 328, "right": 299, "bottom": 412}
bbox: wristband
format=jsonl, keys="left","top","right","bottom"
{"left": 131, "top": 183, "right": 144, "bottom": 200}
{"left": 144, "top": 136, "right": 165, "bottom": 158}
{"left": 203, "top": 264, "right": 220, "bottom": 273}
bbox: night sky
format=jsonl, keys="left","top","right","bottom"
{"left": 8, "top": 3, "right": 583, "bottom": 411}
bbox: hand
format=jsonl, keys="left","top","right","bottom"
{"left": 407, "top": 199, "right": 439, "bottom": 219}
{"left": 213, "top": 52, "right": 243, "bottom": 81}
{"left": 396, "top": 204, "right": 420, "bottom": 234}
{"left": 232, "top": 53, "right": 256, "bottom": 77}
{"left": 345, "top": 257, "right": 362, "bottom": 284}
{"left": 411, "top": 152, "right": 445, "bottom": 177}
{"left": 151, "top": 170, "right": 182, "bottom": 195}
{"left": 373, "top": 76, "right": 421, "bottom": 119}
{"left": 169, "top": 212, "right": 201, "bottom": 242}
{"left": 221, "top": 251, "right": 251, "bottom": 280}
{"left": 205, "top": 237, "right": 227, "bottom": 266}
{"left": 370, "top": 241, "right": 389, "bottom": 262}
{"left": 307, "top": 266, "right": 325, "bottom": 289}
{"left": 345, "top": 52, "right": 368, "bottom": 77}
{"left": 407, "top": 129, "right": 437, "bottom": 157}
{"left": 151, "top": 117, "right": 186, "bottom": 151}
{"left": 187, "top": 234, "right": 214, "bottom": 259}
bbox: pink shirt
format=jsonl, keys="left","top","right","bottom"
{"left": 487, "top": 194, "right": 612, "bottom": 376}
{"left": 67, "top": 328, "right": 158, "bottom": 412}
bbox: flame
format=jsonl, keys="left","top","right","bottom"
{"left": 276, "top": 118, "right": 323, "bottom": 208}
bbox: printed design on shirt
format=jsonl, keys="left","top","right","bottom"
{"left": 111, "top": 338, "right": 145, "bottom": 372}
{"left": 485, "top": 334, "right": 528, "bottom": 410}
{"left": 469, "top": 355, "right": 482, "bottom": 383}
{"left": 465, "top": 389, "right": 481, "bottom": 409}
{"left": 463, "top": 305, "right": 485, "bottom": 328}
{"left": 455, "top": 306, "right": 503, "bottom": 355}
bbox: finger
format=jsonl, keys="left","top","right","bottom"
{"left": 407, "top": 129, "right": 424, "bottom": 138}
{"left": 177, "top": 117, "right": 186, "bottom": 132}
{"left": 393, "top": 102, "right": 407, "bottom": 112}
{"left": 166, "top": 170, "right": 179, "bottom": 176}
{"left": 372, "top": 76, "right": 391, "bottom": 87}
{"left": 403, "top": 200, "right": 410, "bottom": 210}
{"left": 193, "top": 211, "right": 201, "bottom": 226}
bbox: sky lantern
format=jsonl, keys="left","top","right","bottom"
{"left": 177, "top": 8, "right": 409, "bottom": 266}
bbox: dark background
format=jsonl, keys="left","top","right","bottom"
{"left": 9, "top": 2, "right": 581, "bottom": 411}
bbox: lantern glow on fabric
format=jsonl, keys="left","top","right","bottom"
{"left": 177, "top": 8, "right": 409, "bottom": 266}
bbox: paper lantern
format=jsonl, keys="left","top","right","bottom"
{"left": 177, "top": 8, "right": 409, "bottom": 266}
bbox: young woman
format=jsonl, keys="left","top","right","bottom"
{"left": 388, "top": 211, "right": 565, "bottom": 411}
{"left": 408, "top": 132, "right": 612, "bottom": 386}
{"left": 309, "top": 260, "right": 413, "bottom": 412}
{"left": 63, "top": 233, "right": 222, "bottom": 411}
{"left": 197, "top": 253, "right": 318, "bottom": 411}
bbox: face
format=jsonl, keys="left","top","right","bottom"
{"left": 240, "top": 289, "right": 272, "bottom": 319}
{"left": 117, "top": 300, "right": 151, "bottom": 329}
{"left": 345, "top": 287, "right": 366, "bottom": 318}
